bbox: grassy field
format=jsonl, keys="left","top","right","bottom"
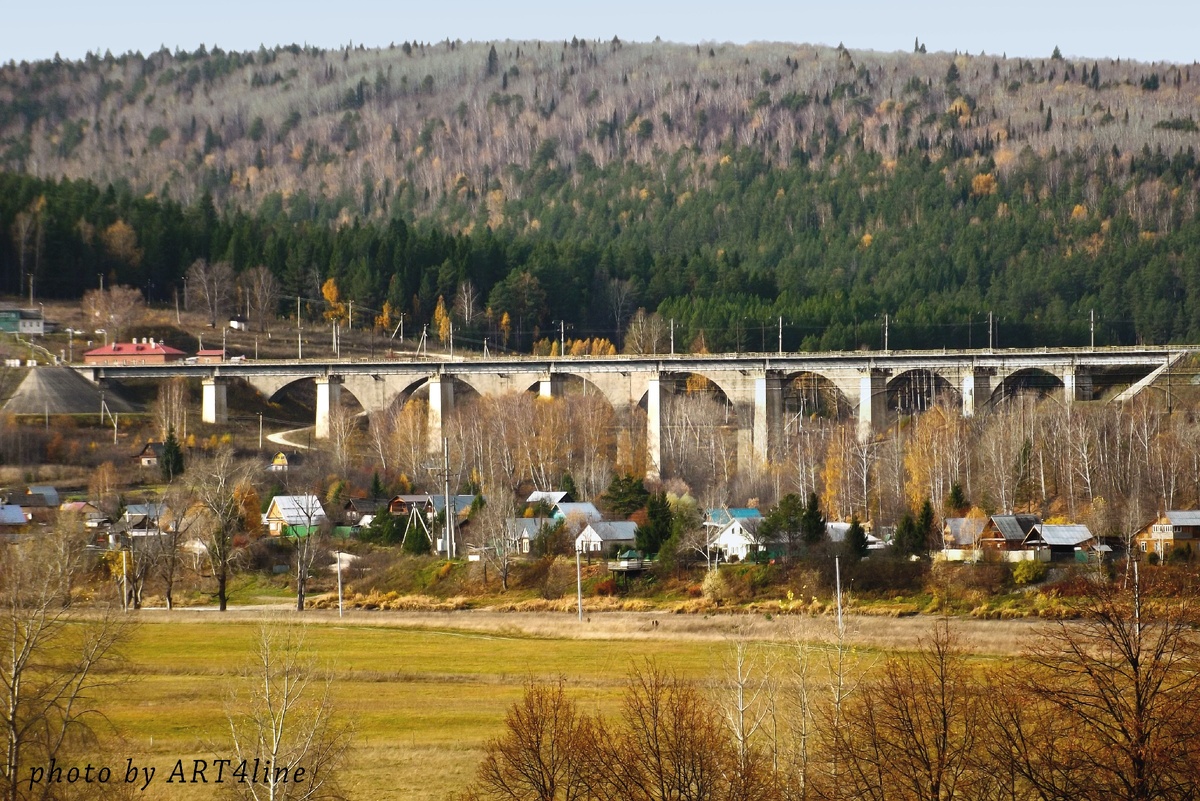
{"left": 96, "top": 610, "right": 808, "bottom": 800}
{"left": 87, "top": 608, "right": 1046, "bottom": 800}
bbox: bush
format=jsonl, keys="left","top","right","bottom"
{"left": 594, "top": 578, "right": 617, "bottom": 596}
{"left": 701, "top": 569, "right": 730, "bottom": 604}
{"left": 1012, "top": 559, "right": 1048, "bottom": 586}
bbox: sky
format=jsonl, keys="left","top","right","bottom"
{"left": 3, "top": 0, "right": 1197, "bottom": 66}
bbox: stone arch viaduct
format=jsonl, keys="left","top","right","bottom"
{"left": 80, "top": 348, "right": 1183, "bottom": 478}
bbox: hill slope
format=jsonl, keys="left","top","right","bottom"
{"left": 2, "top": 41, "right": 1200, "bottom": 349}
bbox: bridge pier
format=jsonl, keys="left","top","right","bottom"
{"left": 427, "top": 373, "right": 454, "bottom": 454}
{"left": 645, "top": 375, "right": 662, "bottom": 480}
{"left": 1062, "top": 366, "right": 1093, "bottom": 404}
{"left": 201, "top": 378, "right": 227, "bottom": 425}
{"left": 961, "top": 370, "right": 993, "bottom": 417}
{"left": 539, "top": 373, "right": 564, "bottom": 399}
{"left": 858, "top": 370, "right": 888, "bottom": 441}
{"left": 752, "top": 374, "right": 782, "bottom": 465}
{"left": 314, "top": 376, "right": 342, "bottom": 439}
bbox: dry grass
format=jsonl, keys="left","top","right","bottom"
{"left": 90, "top": 609, "right": 1053, "bottom": 800}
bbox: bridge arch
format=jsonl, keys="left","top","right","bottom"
{"left": 887, "top": 369, "right": 957, "bottom": 414}
{"left": 777, "top": 370, "right": 854, "bottom": 421}
{"left": 992, "top": 368, "right": 1064, "bottom": 403}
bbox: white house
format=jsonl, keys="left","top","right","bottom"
{"left": 575, "top": 521, "right": 638, "bottom": 553}
{"left": 709, "top": 517, "right": 764, "bottom": 562}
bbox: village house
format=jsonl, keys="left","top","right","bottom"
{"left": 505, "top": 517, "right": 557, "bottom": 554}
{"left": 0, "top": 306, "right": 46, "bottom": 336}
{"left": 1026, "top": 523, "right": 1097, "bottom": 562}
{"left": 343, "top": 497, "right": 389, "bottom": 524}
{"left": 575, "top": 521, "right": 638, "bottom": 555}
{"left": 195, "top": 348, "right": 226, "bottom": 364}
{"left": 709, "top": 516, "right": 766, "bottom": 562}
{"left": 940, "top": 516, "right": 988, "bottom": 561}
{"left": 979, "top": 514, "right": 1041, "bottom": 552}
{"left": 0, "top": 504, "right": 30, "bottom": 541}
{"left": 525, "top": 490, "right": 572, "bottom": 508}
{"left": 135, "top": 441, "right": 165, "bottom": 468}
{"left": 265, "top": 495, "right": 328, "bottom": 536}
{"left": 1134, "top": 510, "right": 1200, "bottom": 560}
{"left": 266, "top": 451, "right": 292, "bottom": 473}
{"left": 551, "top": 501, "right": 602, "bottom": 524}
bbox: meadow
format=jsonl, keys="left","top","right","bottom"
{"left": 89, "top": 609, "right": 1043, "bottom": 801}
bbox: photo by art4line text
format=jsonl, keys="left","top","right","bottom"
{"left": 28, "top": 758, "right": 309, "bottom": 791}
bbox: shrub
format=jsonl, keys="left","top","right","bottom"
{"left": 594, "top": 578, "right": 617, "bottom": 596}
{"left": 1013, "top": 559, "right": 1048, "bottom": 586}
{"left": 701, "top": 569, "right": 730, "bottom": 604}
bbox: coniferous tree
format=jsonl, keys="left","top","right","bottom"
{"left": 160, "top": 428, "right": 185, "bottom": 482}
{"left": 894, "top": 513, "right": 923, "bottom": 557}
{"left": 759, "top": 493, "right": 805, "bottom": 559}
{"left": 800, "top": 491, "right": 826, "bottom": 547}
{"left": 844, "top": 515, "right": 869, "bottom": 561}
{"left": 636, "top": 492, "right": 673, "bottom": 554}
{"left": 601, "top": 475, "right": 649, "bottom": 519}
{"left": 917, "top": 499, "right": 936, "bottom": 552}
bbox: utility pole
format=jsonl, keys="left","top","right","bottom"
{"left": 1090, "top": 309, "right": 1095, "bottom": 349}
{"left": 258, "top": 413, "right": 263, "bottom": 450}
{"left": 442, "top": 437, "right": 455, "bottom": 559}
{"left": 348, "top": 299, "right": 353, "bottom": 330}
{"left": 988, "top": 311, "right": 994, "bottom": 351}
{"left": 575, "top": 546, "right": 583, "bottom": 622}
{"left": 884, "top": 313, "right": 889, "bottom": 351}
{"left": 670, "top": 319, "right": 675, "bottom": 355}
{"left": 778, "top": 316, "right": 783, "bottom": 355}
{"left": 559, "top": 320, "right": 565, "bottom": 356}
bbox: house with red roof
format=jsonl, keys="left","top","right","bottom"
{"left": 83, "top": 338, "right": 185, "bottom": 366}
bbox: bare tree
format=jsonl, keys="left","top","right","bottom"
{"left": 155, "top": 485, "right": 200, "bottom": 611}
{"left": 81, "top": 285, "right": 145, "bottom": 341}
{"left": 623, "top": 309, "right": 668, "bottom": 355}
{"left": 455, "top": 280, "right": 480, "bottom": 326}
{"left": 187, "top": 445, "right": 250, "bottom": 611}
{"left": 153, "top": 377, "right": 189, "bottom": 441}
{"left": 836, "top": 620, "right": 984, "bottom": 801}
{"left": 242, "top": 264, "right": 281, "bottom": 333}
{"left": 187, "top": 258, "right": 235, "bottom": 328}
{"left": 470, "top": 486, "right": 519, "bottom": 592}
{"left": 0, "top": 520, "right": 129, "bottom": 801}
{"left": 326, "top": 405, "right": 359, "bottom": 475}
{"left": 225, "top": 620, "right": 352, "bottom": 801}
{"left": 994, "top": 568, "right": 1200, "bottom": 801}
{"left": 469, "top": 679, "right": 592, "bottom": 801}
{"left": 605, "top": 278, "right": 635, "bottom": 345}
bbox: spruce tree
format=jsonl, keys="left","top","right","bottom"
{"left": 800, "top": 492, "right": 826, "bottom": 547}
{"left": 160, "top": 428, "right": 185, "bottom": 482}
{"left": 845, "top": 515, "right": 869, "bottom": 561}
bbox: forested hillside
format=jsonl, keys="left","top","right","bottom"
{"left": 2, "top": 39, "right": 1200, "bottom": 348}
